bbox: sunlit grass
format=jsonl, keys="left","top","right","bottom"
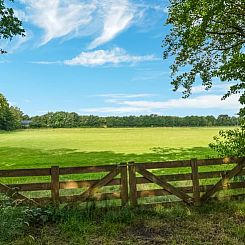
{"left": 0, "top": 127, "right": 229, "bottom": 169}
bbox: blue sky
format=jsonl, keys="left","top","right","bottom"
{"left": 0, "top": 0, "right": 241, "bottom": 117}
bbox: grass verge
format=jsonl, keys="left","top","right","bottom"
{"left": 1, "top": 199, "right": 244, "bottom": 245}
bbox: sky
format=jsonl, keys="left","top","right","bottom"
{"left": 0, "top": 0, "right": 241, "bottom": 117}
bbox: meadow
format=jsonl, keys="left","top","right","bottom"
{"left": 1, "top": 126, "right": 240, "bottom": 202}
{"left": 0, "top": 127, "right": 227, "bottom": 169}
{"left": 0, "top": 127, "right": 245, "bottom": 244}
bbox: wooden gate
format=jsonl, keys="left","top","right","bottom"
{"left": 0, "top": 182, "right": 38, "bottom": 205}
{"left": 0, "top": 164, "right": 129, "bottom": 207}
{"left": 0, "top": 157, "right": 244, "bottom": 207}
{"left": 128, "top": 157, "right": 245, "bottom": 206}
{"left": 128, "top": 161, "right": 195, "bottom": 206}
{"left": 201, "top": 158, "right": 245, "bottom": 203}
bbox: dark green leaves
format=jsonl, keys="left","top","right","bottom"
{"left": 209, "top": 120, "right": 245, "bottom": 157}
{"left": 0, "top": 0, "right": 25, "bottom": 53}
{"left": 163, "top": 0, "right": 245, "bottom": 116}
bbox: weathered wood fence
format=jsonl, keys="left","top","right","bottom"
{"left": 0, "top": 157, "right": 244, "bottom": 207}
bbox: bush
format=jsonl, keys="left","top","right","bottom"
{"left": 209, "top": 120, "right": 245, "bottom": 157}
{"left": 0, "top": 204, "right": 29, "bottom": 242}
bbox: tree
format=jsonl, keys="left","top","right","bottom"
{"left": 0, "top": 0, "right": 25, "bottom": 54}
{"left": 209, "top": 120, "right": 245, "bottom": 157}
{"left": 0, "top": 93, "right": 22, "bottom": 130}
{"left": 9, "top": 106, "right": 23, "bottom": 128}
{"left": 0, "top": 93, "right": 9, "bottom": 129}
{"left": 163, "top": 0, "right": 245, "bottom": 116}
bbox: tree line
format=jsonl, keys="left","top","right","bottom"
{"left": 29, "top": 112, "right": 240, "bottom": 128}
{"left": 0, "top": 92, "right": 240, "bottom": 130}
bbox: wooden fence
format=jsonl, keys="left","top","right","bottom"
{"left": 0, "top": 157, "right": 244, "bottom": 207}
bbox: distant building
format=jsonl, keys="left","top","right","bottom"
{"left": 21, "top": 120, "right": 32, "bottom": 128}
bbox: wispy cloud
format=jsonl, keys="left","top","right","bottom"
{"left": 96, "top": 93, "right": 157, "bottom": 99}
{"left": 31, "top": 61, "right": 61, "bottom": 65}
{"left": 18, "top": 0, "right": 165, "bottom": 48}
{"left": 20, "top": 0, "right": 95, "bottom": 46}
{"left": 119, "top": 94, "right": 241, "bottom": 110}
{"left": 63, "top": 47, "right": 158, "bottom": 66}
{"left": 189, "top": 83, "right": 237, "bottom": 94}
{"left": 32, "top": 47, "right": 158, "bottom": 66}
{"left": 80, "top": 94, "right": 241, "bottom": 115}
{"left": 132, "top": 69, "right": 170, "bottom": 81}
{"left": 88, "top": 1, "right": 135, "bottom": 49}
{"left": 80, "top": 106, "right": 151, "bottom": 114}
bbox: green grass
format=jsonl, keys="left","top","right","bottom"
{"left": 0, "top": 127, "right": 229, "bottom": 169}
{"left": 0, "top": 127, "right": 241, "bottom": 202}
{"left": 0, "top": 127, "right": 244, "bottom": 244}
{"left": 0, "top": 200, "right": 244, "bottom": 244}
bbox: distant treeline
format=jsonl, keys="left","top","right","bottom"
{"left": 0, "top": 92, "right": 241, "bottom": 131}
{"left": 28, "top": 112, "right": 240, "bottom": 128}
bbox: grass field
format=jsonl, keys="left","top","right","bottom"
{"left": 0, "top": 127, "right": 229, "bottom": 169}
{"left": 0, "top": 127, "right": 239, "bottom": 200}
{"left": 0, "top": 127, "right": 245, "bottom": 244}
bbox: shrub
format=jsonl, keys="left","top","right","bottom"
{"left": 209, "top": 120, "right": 245, "bottom": 157}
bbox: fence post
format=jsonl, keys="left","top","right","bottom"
{"left": 51, "top": 166, "right": 60, "bottom": 206}
{"left": 120, "top": 163, "right": 129, "bottom": 206}
{"left": 128, "top": 162, "right": 138, "bottom": 207}
{"left": 191, "top": 159, "right": 200, "bottom": 206}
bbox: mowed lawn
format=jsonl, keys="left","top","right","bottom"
{"left": 0, "top": 127, "right": 230, "bottom": 169}
{"left": 1, "top": 128, "right": 245, "bottom": 245}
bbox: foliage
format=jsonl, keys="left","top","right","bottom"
{"left": 30, "top": 112, "right": 240, "bottom": 128}
{"left": 0, "top": 0, "right": 25, "bottom": 54}
{"left": 0, "top": 200, "right": 244, "bottom": 244}
{"left": 209, "top": 121, "right": 245, "bottom": 157}
{"left": 163, "top": 0, "right": 245, "bottom": 116}
{"left": 31, "top": 111, "right": 80, "bottom": 128}
{"left": 0, "top": 195, "right": 55, "bottom": 243}
{"left": 0, "top": 93, "right": 23, "bottom": 130}
{"left": 0, "top": 200, "right": 29, "bottom": 242}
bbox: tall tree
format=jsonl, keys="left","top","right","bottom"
{"left": 163, "top": 0, "right": 245, "bottom": 116}
{"left": 0, "top": 93, "right": 22, "bottom": 130}
{"left": 0, "top": 0, "right": 25, "bottom": 54}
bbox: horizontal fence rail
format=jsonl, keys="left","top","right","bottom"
{"left": 0, "top": 157, "right": 244, "bottom": 207}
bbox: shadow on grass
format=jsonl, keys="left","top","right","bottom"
{"left": 0, "top": 146, "right": 217, "bottom": 169}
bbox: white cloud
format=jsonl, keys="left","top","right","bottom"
{"left": 80, "top": 94, "right": 241, "bottom": 115}
{"left": 119, "top": 94, "right": 241, "bottom": 110}
{"left": 31, "top": 61, "right": 61, "bottom": 65}
{"left": 97, "top": 93, "right": 158, "bottom": 104}
{"left": 19, "top": 0, "right": 140, "bottom": 48}
{"left": 18, "top": 0, "right": 165, "bottom": 48}
{"left": 189, "top": 83, "right": 236, "bottom": 94}
{"left": 96, "top": 93, "right": 156, "bottom": 99}
{"left": 80, "top": 106, "right": 150, "bottom": 114}
{"left": 88, "top": 1, "right": 135, "bottom": 49}
{"left": 21, "top": 0, "right": 95, "bottom": 45}
{"left": 132, "top": 70, "right": 170, "bottom": 81}
{"left": 14, "top": 9, "right": 29, "bottom": 22}
{"left": 64, "top": 47, "right": 158, "bottom": 66}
